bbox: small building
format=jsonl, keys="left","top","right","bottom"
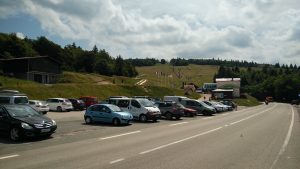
{"left": 212, "top": 89, "right": 234, "bottom": 99}
{"left": 215, "top": 78, "right": 241, "bottom": 98}
{"left": 0, "top": 56, "right": 61, "bottom": 84}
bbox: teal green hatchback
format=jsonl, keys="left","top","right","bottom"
{"left": 84, "top": 104, "right": 133, "bottom": 126}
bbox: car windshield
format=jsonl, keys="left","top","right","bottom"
{"left": 5, "top": 105, "right": 40, "bottom": 117}
{"left": 107, "top": 104, "right": 122, "bottom": 112}
{"left": 138, "top": 99, "right": 154, "bottom": 107}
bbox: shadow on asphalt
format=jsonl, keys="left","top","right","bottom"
{"left": 0, "top": 134, "right": 54, "bottom": 144}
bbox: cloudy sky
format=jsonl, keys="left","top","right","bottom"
{"left": 0, "top": 0, "right": 299, "bottom": 65}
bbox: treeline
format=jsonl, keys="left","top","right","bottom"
{"left": 170, "top": 58, "right": 258, "bottom": 67}
{"left": 215, "top": 65, "right": 300, "bottom": 102}
{"left": 0, "top": 33, "right": 137, "bottom": 77}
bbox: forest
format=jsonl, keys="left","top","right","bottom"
{"left": 0, "top": 33, "right": 137, "bottom": 77}
{"left": 214, "top": 65, "right": 300, "bottom": 102}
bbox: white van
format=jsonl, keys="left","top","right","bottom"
{"left": 163, "top": 96, "right": 188, "bottom": 103}
{"left": 108, "top": 98, "right": 161, "bottom": 122}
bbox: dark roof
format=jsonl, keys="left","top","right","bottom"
{"left": 0, "top": 56, "right": 61, "bottom": 64}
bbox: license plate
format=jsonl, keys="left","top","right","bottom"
{"left": 41, "top": 128, "right": 51, "bottom": 133}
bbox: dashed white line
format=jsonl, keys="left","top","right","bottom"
{"left": 100, "top": 130, "right": 141, "bottom": 140}
{"left": 139, "top": 127, "right": 223, "bottom": 155}
{"left": 169, "top": 122, "right": 188, "bottom": 126}
{"left": 0, "top": 154, "right": 19, "bottom": 160}
{"left": 110, "top": 158, "right": 124, "bottom": 164}
{"left": 270, "top": 105, "right": 295, "bottom": 169}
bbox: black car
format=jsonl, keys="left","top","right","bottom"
{"left": 0, "top": 104, "right": 57, "bottom": 141}
{"left": 68, "top": 98, "right": 85, "bottom": 110}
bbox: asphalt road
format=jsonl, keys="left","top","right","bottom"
{"left": 0, "top": 103, "right": 299, "bottom": 169}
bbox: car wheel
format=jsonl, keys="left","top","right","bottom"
{"left": 85, "top": 116, "right": 93, "bottom": 124}
{"left": 57, "top": 106, "right": 63, "bottom": 112}
{"left": 10, "top": 127, "right": 21, "bottom": 141}
{"left": 139, "top": 114, "right": 147, "bottom": 122}
{"left": 112, "top": 118, "right": 120, "bottom": 126}
{"left": 165, "top": 112, "right": 172, "bottom": 120}
{"left": 175, "top": 116, "right": 181, "bottom": 120}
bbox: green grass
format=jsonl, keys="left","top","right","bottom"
{"left": 234, "top": 94, "right": 261, "bottom": 106}
{"left": 136, "top": 64, "right": 218, "bottom": 88}
{"left": 0, "top": 74, "right": 192, "bottom": 100}
{"left": 59, "top": 72, "right": 138, "bottom": 85}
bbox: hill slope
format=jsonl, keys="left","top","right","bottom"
{"left": 0, "top": 72, "right": 199, "bottom": 100}
{"left": 136, "top": 64, "right": 218, "bottom": 88}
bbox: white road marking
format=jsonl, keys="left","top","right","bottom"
{"left": 0, "top": 154, "right": 19, "bottom": 160}
{"left": 169, "top": 122, "right": 188, "bottom": 126}
{"left": 203, "top": 117, "right": 213, "bottom": 120}
{"left": 139, "top": 127, "right": 223, "bottom": 155}
{"left": 221, "top": 113, "right": 228, "bottom": 116}
{"left": 270, "top": 105, "right": 295, "bottom": 169}
{"left": 100, "top": 130, "right": 141, "bottom": 140}
{"left": 110, "top": 158, "right": 124, "bottom": 164}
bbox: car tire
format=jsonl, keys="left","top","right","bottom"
{"left": 175, "top": 116, "right": 181, "bottom": 120}
{"left": 10, "top": 127, "right": 21, "bottom": 141}
{"left": 165, "top": 112, "right": 172, "bottom": 120}
{"left": 139, "top": 114, "right": 147, "bottom": 122}
{"left": 85, "top": 116, "right": 93, "bottom": 124}
{"left": 57, "top": 106, "right": 63, "bottom": 112}
{"left": 112, "top": 118, "right": 120, "bottom": 126}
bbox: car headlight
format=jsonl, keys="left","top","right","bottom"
{"left": 52, "top": 120, "right": 57, "bottom": 126}
{"left": 21, "top": 122, "right": 33, "bottom": 129}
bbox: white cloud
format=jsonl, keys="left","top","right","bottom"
{"left": 0, "top": 0, "right": 300, "bottom": 65}
{"left": 16, "top": 32, "right": 25, "bottom": 39}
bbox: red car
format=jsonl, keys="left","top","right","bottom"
{"left": 79, "top": 96, "right": 98, "bottom": 108}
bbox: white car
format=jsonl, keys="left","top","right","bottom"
{"left": 108, "top": 98, "right": 161, "bottom": 122}
{"left": 29, "top": 100, "right": 50, "bottom": 114}
{"left": 46, "top": 98, "right": 73, "bottom": 112}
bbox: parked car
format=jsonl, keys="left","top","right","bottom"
{"left": 29, "top": 100, "right": 49, "bottom": 114}
{"left": 0, "top": 90, "right": 29, "bottom": 105}
{"left": 79, "top": 96, "right": 98, "bottom": 108}
{"left": 203, "top": 101, "right": 227, "bottom": 112}
{"left": 68, "top": 98, "right": 85, "bottom": 110}
{"left": 84, "top": 104, "right": 133, "bottom": 125}
{"left": 46, "top": 98, "right": 73, "bottom": 112}
{"left": 220, "top": 100, "right": 237, "bottom": 110}
{"left": 0, "top": 104, "right": 57, "bottom": 141}
{"left": 164, "top": 100, "right": 197, "bottom": 117}
{"left": 155, "top": 101, "right": 184, "bottom": 120}
{"left": 180, "top": 99, "right": 216, "bottom": 116}
{"left": 164, "top": 96, "right": 188, "bottom": 103}
{"left": 108, "top": 98, "right": 161, "bottom": 122}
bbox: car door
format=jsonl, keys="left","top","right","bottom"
{"left": 0, "top": 107, "right": 11, "bottom": 133}
{"left": 100, "top": 106, "right": 113, "bottom": 123}
{"left": 130, "top": 100, "right": 142, "bottom": 119}
{"left": 89, "top": 105, "right": 103, "bottom": 122}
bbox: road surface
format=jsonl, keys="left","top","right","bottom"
{"left": 0, "top": 103, "right": 299, "bottom": 169}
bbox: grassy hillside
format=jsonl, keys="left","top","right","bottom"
{"left": 0, "top": 73, "right": 199, "bottom": 100}
{"left": 136, "top": 64, "right": 218, "bottom": 88}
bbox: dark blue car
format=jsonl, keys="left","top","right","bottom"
{"left": 84, "top": 104, "right": 133, "bottom": 125}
